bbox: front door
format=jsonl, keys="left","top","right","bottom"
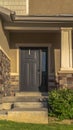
{"left": 20, "top": 48, "right": 48, "bottom": 92}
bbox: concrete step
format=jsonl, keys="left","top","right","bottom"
{"left": 0, "top": 110, "right": 8, "bottom": 115}
{"left": 2, "top": 96, "right": 16, "bottom": 103}
{"left": 2, "top": 92, "right": 48, "bottom": 103}
{"left": 2, "top": 96, "right": 48, "bottom": 103}
{"left": 16, "top": 96, "right": 48, "bottom": 102}
{"left": 11, "top": 107, "right": 48, "bottom": 111}
{"left": 0, "top": 102, "right": 14, "bottom": 110}
{"left": 7, "top": 108, "right": 48, "bottom": 124}
{"left": 16, "top": 92, "right": 48, "bottom": 97}
{"left": 14, "top": 102, "right": 48, "bottom": 109}
{"left": 0, "top": 101, "right": 48, "bottom": 110}
{"left": 0, "top": 92, "right": 48, "bottom": 124}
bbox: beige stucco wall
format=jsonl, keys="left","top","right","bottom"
{"left": 0, "top": 19, "right": 17, "bottom": 73}
{"left": 54, "top": 49, "right": 60, "bottom": 75}
{"left": 9, "top": 49, "right": 17, "bottom": 73}
{"left": 29, "top": 0, "right": 73, "bottom": 15}
{"left": 0, "top": 19, "right": 10, "bottom": 57}
{"left": 50, "top": 33, "right": 61, "bottom": 75}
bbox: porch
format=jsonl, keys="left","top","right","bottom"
{"left": 0, "top": 7, "right": 73, "bottom": 124}
{"left": 0, "top": 9, "right": 73, "bottom": 93}
{"left": 9, "top": 28, "right": 73, "bottom": 93}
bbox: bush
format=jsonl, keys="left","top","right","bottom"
{"left": 48, "top": 89, "right": 73, "bottom": 120}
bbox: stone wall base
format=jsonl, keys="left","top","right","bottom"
{"left": 48, "top": 74, "right": 58, "bottom": 91}
{"left": 10, "top": 72, "right": 73, "bottom": 94}
{"left": 58, "top": 71, "right": 73, "bottom": 89}
{"left": 0, "top": 49, "right": 10, "bottom": 96}
{"left": 10, "top": 74, "right": 19, "bottom": 95}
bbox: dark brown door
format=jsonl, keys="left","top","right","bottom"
{"left": 20, "top": 48, "right": 48, "bottom": 92}
{"left": 20, "top": 48, "right": 40, "bottom": 91}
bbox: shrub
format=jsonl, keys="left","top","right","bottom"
{"left": 48, "top": 89, "right": 73, "bottom": 120}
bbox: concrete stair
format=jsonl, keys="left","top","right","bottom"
{"left": 16, "top": 92, "right": 48, "bottom": 97}
{"left": 0, "top": 92, "right": 48, "bottom": 124}
{"left": 2, "top": 96, "right": 48, "bottom": 102}
{"left": 14, "top": 102, "right": 47, "bottom": 109}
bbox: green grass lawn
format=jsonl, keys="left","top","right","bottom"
{"left": 0, "top": 120, "right": 73, "bottom": 130}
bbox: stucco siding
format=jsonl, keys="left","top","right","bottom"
{"left": 9, "top": 50, "right": 17, "bottom": 73}
{"left": 0, "top": 19, "right": 17, "bottom": 73}
{"left": 54, "top": 49, "right": 60, "bottom": 75}
{"left": 0, "top": 20, "right": 10, "bottom": 57}
{"left": 29, "top": 0, "right": 73, "bottom": 15}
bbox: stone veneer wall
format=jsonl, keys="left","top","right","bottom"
{"left": 48, "top": 74, "right": 58, "bottom": 91}
{"left": 10, "top": 75, "right": 19, "bottom": 94}
{"left": 58, "top": 72, "right": 73, "bottom": 89}
{"left": 0, "top": 49, "right": 10, "bottom": 95}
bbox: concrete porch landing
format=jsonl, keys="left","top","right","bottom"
{"left": 0, "top": 92, "right": 48, "bottom": 124}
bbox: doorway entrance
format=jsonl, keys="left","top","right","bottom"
{"left": 20, "top": 48, "right": 48, "bottom": 92}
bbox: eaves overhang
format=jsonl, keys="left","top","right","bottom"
{"left": 3, "top": 15, "right": 73, "bottom": 31}
{"left": 1, "top": 7, "right": 73, "bottom": 48}
{"left": 0, "top": 6, "right": 15, "bottom": 22}
{"left": 1, "top": 7, "right": 73, "bottom": 31}
{"left": 15, "top": 15, "right": 73, "bottom": 23}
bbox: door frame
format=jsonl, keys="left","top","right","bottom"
{"left": 19, "top": 43, "right": 51, "bottom": 92}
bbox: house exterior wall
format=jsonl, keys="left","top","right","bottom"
{"left": 1, "top": 0, "right": 73, "bottom": 16}
{"left": 9, "top": 50, "right": 17, "bottom": 73}
{"left": 0, "top": 1, "right": 73, "bottom": 92}
{"left": 0, "top": 20, "right": 10, "bottom": 56}
{"left": 0, "top": 0, "right": 28, "bottom": 74}
{"left": 0, "top": 19, "right": 11, "bottom": 95}
{"left": 0, "top": 0, "right": 28, "bottom": 15}
{"left": 0, "top": 0, "right": 73, "bottom": 74}
{"left": 0, "top": 1, "right": 28, "bottom": 93}
{"left": 0, "top": 1, "right": 28, "bottom": 74}
{"left": 29, "top": 0, "right": 73, "bottom": 15}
